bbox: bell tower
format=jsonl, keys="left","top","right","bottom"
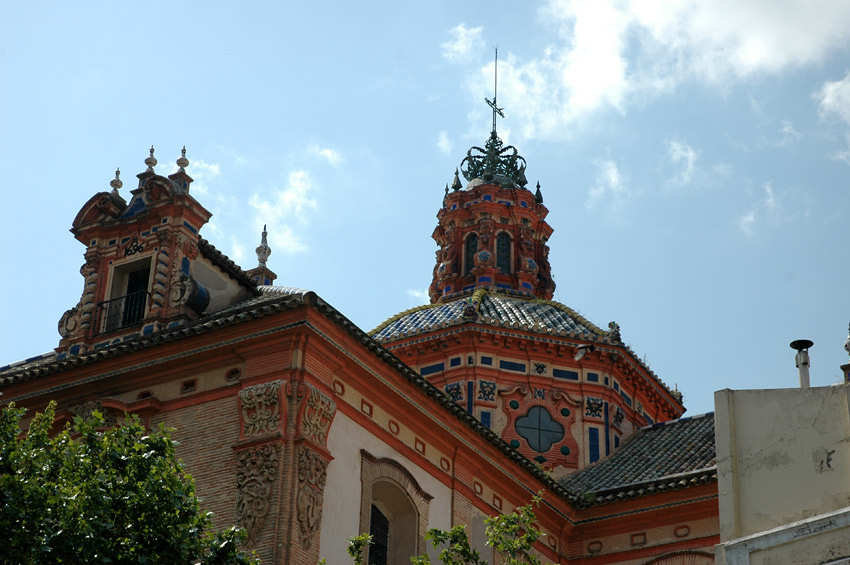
{"left": 429, "top": 49, "right": 555, "bottom": 303}
{"left": 56, "top": 147, "right": 258, "bottom": 357}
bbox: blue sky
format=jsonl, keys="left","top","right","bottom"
{"left": 2, "top": 1, "right": 850, "bottom": 415}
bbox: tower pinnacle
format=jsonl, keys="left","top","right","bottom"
{"left": 256, "top": 224, "right": 271, "bottom": 267}
{"left": 246, "top": 224, "right": 277, "bottom": 286}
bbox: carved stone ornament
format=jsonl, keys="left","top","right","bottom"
{"left": 236, "top": 444, "right": 278, "bottom": 543}
{"left": 58, "top": 306, "right": 81, "bottom": 338}
{"left": 300, "top": 385, "right": 336, "bottom": 446}
{"left": 585, "top": 397, "right": 604, "bottom": 419}
{"left": 71, "top": 400, "right": 117, "bottom": 427}
{"left": 168, "top": 274, "right": 194, "bottom": 307}
{"left": 182, "top": 238, "right": 199, "bottom": 260}
{"left": 238, "top": 381, "right": 283, "bottom": 437}
{"left": 296, "top": 445, "right": 328, "bottom": 550}
{"left": 84, "top": 250, "right": 102, "bottom": 269}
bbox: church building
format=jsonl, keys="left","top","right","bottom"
{"left": 0, "top": 121, "right": 719, "bottom": 562}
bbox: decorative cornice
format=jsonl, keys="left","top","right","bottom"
{"left": 0, "top": 294, "right": 310, "bottom": 386}
{"left": 0, "top": 287, "right": 699, "bottom": 510}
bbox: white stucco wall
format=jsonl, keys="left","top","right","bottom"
{"left": 715, "top": 384, "right": 850, "bottom": 563}
{"left": 192, "top": 257, "right": 251, "bottom": 312}
{"left": 318, "top": 411, "right": 453, "bottom": 564}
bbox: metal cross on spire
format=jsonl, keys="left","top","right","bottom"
{"left": 485, "top": 46, "right": 504, "bottom": 135}
{"left": 459, "top": 45, "right": 527, "bottom": 187}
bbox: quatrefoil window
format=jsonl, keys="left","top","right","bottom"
{"left": 515, "top": 406, "right": 564, "bottom": 453}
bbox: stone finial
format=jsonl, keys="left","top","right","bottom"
{"left": 144, "top": 145, "right": 157, "bottom": 171}
{"left": 534, "top": 181, "right": 543, "bottom": 204}
{"left": 256, "top": 225, "right": 271, "bottom": 268}
{"left": 451, "top": 168, "right": 463, "bottom": 191}
{"left": 110, "top": 168, "right": 122, "bottom": 193}
{"left": 176, "top": 146, "right": 189, "bottom": 171}
{"left": 844, "top": 323, "right": 850, "bottom": 359}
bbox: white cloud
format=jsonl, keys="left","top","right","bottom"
{"left": 737, "top": 210, "right": 756, "bottom": 235}
{"left": 586, "top": 158, "right": 629, "bottom": 219}
{"left": 406, "top": 289, "right": 430, "bottom": 304}
{"left": 441, "top": 24, "right": 484, "bottom": 63}
{"left": 149, "top": 156, "right": 221, "bottom": 196}
{"left": 468, "top": 0, "right": 850, "bottom": 141}
{"left": 436, "top": 131, "right": 453, "bottom": 154}
{"left": 738, "top": 182, "right": 778, "bottom": 236}
{"left": 230, "top": 239, "right": 245, "bottom": 262}
{"left": 713, "top": 162, "right": 732, "bottom": 176}
{"left": 308, "top": 145, "right": 343, "bottom": 167}
{"left": 666, "top": 139, "right": 698, "bottom": 184}
{"left": 249, "top": 170, "right": 318, "bottom": 254}
{"left": 186, "top": 159, "right": 222, "bottom": 196}
{"left": 748, "top": 95, "right": 764, "bottom": 119}
{"left": 625, "top": 0, "right": 850, "bottom": 78}
{"left": 816, "top": 73, "right": 850, "bottom": 163}
{"left": 817, "top": 72, "right": 850, "bottom": 124}
{"left": 777, "top": 121, "right": 801, "bottom": 146}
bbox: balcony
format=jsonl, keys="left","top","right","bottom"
{"left": 95, "top": 290, "right": 150, "bottom": 335}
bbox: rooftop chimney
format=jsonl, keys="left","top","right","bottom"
{"left": 790, "top": 339, "right": 813, "bottom": 389}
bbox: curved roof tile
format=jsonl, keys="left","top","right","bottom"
{"left": 370, "top": 290, "right": 608, "bottom": 343}
{"left": 560, "top": 412, "right": 716, "bottom": 505}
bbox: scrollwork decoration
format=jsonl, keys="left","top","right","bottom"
{"left": 58, "top": 307, "right": 80, "bottom": 338}
{"left": 71, "top": 400, "right": 117, "bottom": 427}
{"left": 300, "top": 385, "right": 336, "bottom": 446}
{"left": 238, "top": 381, "right": 283, "bottom": 437}
{"left": 296, "top": 446, "right": 328, "bottom": 550}
{"left": 236, "top": 445, "right": 278, "bottom": 543}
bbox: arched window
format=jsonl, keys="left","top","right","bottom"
{"left": 496, "top": 232, "right": 512, "bottom": 274}
{"left": 360, "top": 450, "right": 432, "bottom": 565}
{"left": 464, "top": 234, "right": 478, "bottom": 276}
{"left": 368, "top": 504, "right": 389, "bottom": 565}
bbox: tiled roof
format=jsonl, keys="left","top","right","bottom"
{"left": 560, "top": 413, "right": 717, "bottom": 507}
{"left": 0, "top": 290, "right": 302, "bottom": 383}
{"left": 0, "top": 352, "right": 58, "bottom": 375}
{"left": 257, "top": 285, "right": 310, "bottom": 296}
{"left": 0, "top": 284, "right": 704, "bottom": 513}
{"left": 0, "top": 293, "right": 295, "bottom": 386}
{"left": 370, "top": 289, "right": 684, "bottom": 411}
{"left": 371, "top": 289, "right": 610, "bottom": 343}
{"left": 0, "top": 289, "right": 581, "bottom": 511}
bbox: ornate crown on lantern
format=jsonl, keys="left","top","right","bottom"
{"left": 460, "top": 131, "right": 527, "bottom": 187}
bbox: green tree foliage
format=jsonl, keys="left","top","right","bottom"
{"left": 338, "top": 494, "right": 545, "bottom": 565}
{"left": 482, "top": 495, "right": 543, "bottom": 565}
{"left": 346, "top": 533, "right": 374, "bottom": 565}
{"left": 0, "top": 402, "right": 258, "bottom": 565}
{"left": 411, "top": 526, "right": 487, "bottom": 565}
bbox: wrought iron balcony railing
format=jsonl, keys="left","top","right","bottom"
{"left": 95, "top": 290, "right": 149, "bottom": 335}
